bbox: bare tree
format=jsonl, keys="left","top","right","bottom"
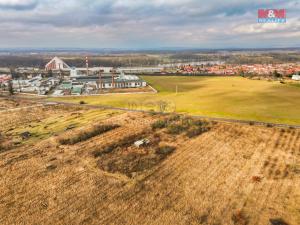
{"left": 8, "top": 80, "right": 14, "bottom": 95}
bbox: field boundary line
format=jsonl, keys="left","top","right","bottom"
{"left": 0, "top": 104, "right": 45, "bottom": 113}
{"left": 46, "top": 100, "right": 300, "bottom": 128}
{"left": 1, "top": 95, "right": 300, "bottom": 128}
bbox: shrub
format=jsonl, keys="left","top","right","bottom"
{"left": 151, "top": 133, "right": 161, "bottom": 146}
{"left": 231, "top": 210, "right": 248, "bottom": 225}
{"left": 186, "top": 126, "right": 210, "bottom": 138}
{"left": 155, "top": 145, "right": 176, "bottom": 156}
{"left": 291, "top": 164, "right": 300, "bottom": 174}
{"left": 197, "top": 214, "right": 208, "bottom": 224}
{"left": 148, "top": 110, "right": 158, "bottom": 115}
{"left": 79, "top": 100, "right": 86, "bottom": 104}
{"left": 192, "top": 119, "right": 209, "bottom": 127}
{"left": 59, "top": 124, "right": 119, "bottom": 145}
{"left": 167, "top": 114, "right": 180, "bottom": 122}
{"left": 93, "top": 145, "right": 115, "bottom": 157}
{"left": 180, "top": 117, "right": 194, "bottom": 127}
{"left": 151, "top": 120, "right": 168, "bottom": 130}
{"left": 166, "top": 124, "right": 186, "bottom": 134}
{"left": 93, "top": 133, "right": 144, "bottom": 158}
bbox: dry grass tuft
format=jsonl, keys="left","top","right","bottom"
{"left": 252, "top": 176, "right": 262, "bottom": 182}
{"left": 231, "top": 210, "right": 248, "bottom": 225}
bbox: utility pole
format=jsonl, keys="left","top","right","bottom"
{"left": 18, "top": 79, "right": 21, "bottom": 92}
{"left": 99, "top": 70, "right": 102, "bottom": 93}
{"left": 86, "top": 56, "right": 89, "bottom": 76}
{"left": 112, "top": 70, "right": 115, "bottom": 89}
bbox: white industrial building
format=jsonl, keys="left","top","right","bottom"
{"left": 12, "top": 76, "right": 60, "bottom": 94}
{"left": 74, "top": 73, "right": 146, "bottom": 90}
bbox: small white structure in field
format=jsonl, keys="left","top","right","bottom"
{"left": 134, "top": 139, "right": 150, "bottom": 148}
{"left": 292, "top": 75, "right": 300, "bottom": 81}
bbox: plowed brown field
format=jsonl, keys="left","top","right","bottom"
{"left": 0, "top": 99, "right": 299, "bottom": 225}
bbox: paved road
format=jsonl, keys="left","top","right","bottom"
{"left": 1, "top": 95, "right": 300, "bottom": 129}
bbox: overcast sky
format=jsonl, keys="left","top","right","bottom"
{"left": 0, "top": 0, "right": 299, "bottom": 49}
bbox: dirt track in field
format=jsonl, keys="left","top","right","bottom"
{"left": 0, "top": 104, "right": 299, "bottom": 225}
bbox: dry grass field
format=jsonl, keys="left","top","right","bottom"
{"left": 0, "top": 97, "right": 39, "bottom": 110}
{"left": 0, "top": 98, "right": 299, "bottom": 225}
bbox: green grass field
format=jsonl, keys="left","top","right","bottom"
{"left": 48, "top": 76, "right": 300, "bottom": 125}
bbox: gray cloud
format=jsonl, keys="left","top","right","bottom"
{"left": 0, "top": 0, "right": 299, "bottom": 48}
{"left": 0, "top": 0, "right": 38, "bottom": 10}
